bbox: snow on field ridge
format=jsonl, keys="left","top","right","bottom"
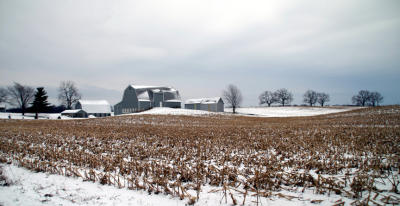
{"left": 0, "top": 106, "right": 357, "bottom": 119}
{"left": 225, "top": 106, "right": 357, "bottom": 117}
{"left": 137, "top": 106, "right": 357, "bottom": 117}
{"left": 132, "top": 107, "right": 217, "bottom": 116}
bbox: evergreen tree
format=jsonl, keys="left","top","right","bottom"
{"left": 31, "top": 87, "right": 50, "bottom": 119}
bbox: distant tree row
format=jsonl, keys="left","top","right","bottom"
{"left": 352, "top": 90, "right": 383, "bottom": 106}
{"left": 258, "top": 89, "right": 329, "bottom": 107}
{"left": 259, "top": 88, "right": 295, "bottom": 107}
{"left": 223, "top": 84, "right": 384, "bottom": 113}
{"left": 303, "top": 90, "right": 330, "bottom": 107}
{"left": 0, "top": 81, "right": 81, "bottom": 118}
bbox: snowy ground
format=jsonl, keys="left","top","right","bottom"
{"left": 124, "top": 106, "right": 357, "bottom": 117}
{"left": 0, "top": 163, "right": 355, "bottom": 206}
{"left": 224, "top": 106, "right": 358, "bottom": 117}
{"left": 0, "top": 107, "right": 357, "bottom": 120}
{"left": 0, "top": 113, "right": 65, "bottom": 120}
{"left": 131, "top": 107, "right": 217, "bottom": 116}
{"left": 0, "top": 163, "right": 184, "bottom": 206}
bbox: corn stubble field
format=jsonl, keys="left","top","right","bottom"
{"left": 1, "top": 106, "right": 399, "bottom": 205}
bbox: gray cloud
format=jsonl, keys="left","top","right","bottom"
{"left": 1, "top": 0, "right": 399, "bottom": 106}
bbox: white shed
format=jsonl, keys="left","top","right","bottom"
{"left": 74, "top": 100, "right": 112, "bottom": 117}
{"left": 185, "top": 97, "right": 224, "bottom": 112}
{"left": 61, "top": 109, "right": 88, "bottom": 118}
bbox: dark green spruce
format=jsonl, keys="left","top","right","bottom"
{"left": 31, "top": 87, "right": 50, "bottom": 119}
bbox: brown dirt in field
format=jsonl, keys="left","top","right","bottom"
{"left": 1, "top": 106, "right": 399, "bottom": 204}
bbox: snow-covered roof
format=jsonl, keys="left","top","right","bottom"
{"left": 130, "top": 85, "right": 171, "bottom": 90}
{"left": 0, "top": 104, "right": 6, "bottom": 108}
{"left": 185, "top": 97, "right": 222, "bottom": 104}
{"left": 61, "top": 109, "right": 85, "bottom": 114}
{"left": 165, "top": 99, "right": 182, "bottom": 102}
{"left": 77, "top": 100, "right": 111, "bottom": 114}
{"left": 130, "top": 85, "right": 179, "bottom": 93}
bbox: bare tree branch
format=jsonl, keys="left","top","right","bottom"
{"left": 223, "top": 84, "right": 242, "bottom": 114}
{"left": 352, "top": 90, "right": 371, "bottom": 106}
{"left": 317, "top": 92, "right": 330, "bottom": 107}
{"left": 303, "top": 90, "right": 318, "bottom": 106}
{"left": 369, "top": 91, "right": 383, "bottom": 106}
{"left": 58, "top": 81, "right": 82, "bottom": 109}
{"left": 259, "top": 91, "right": 276, "bottom": 107}
{"left": 274, "top": 88, "right": 293, "bottom": 106}
{"left": 7, "top": 82, "right": 35, "bottom": 115}
{"left": 0, "top": 87, "right": 8, "bottom": 104}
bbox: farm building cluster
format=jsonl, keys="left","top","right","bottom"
{"left": 61, "top": 100, "right": 112, "bottom": 118}
{"left": 61, "top": 84, "right": 224, "bottom": 118}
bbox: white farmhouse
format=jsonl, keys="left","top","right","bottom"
{"left": 61, "top": 109, "right": 88, "bottom": 118}
{"left": 74, "top": 100, "right": 112, "bottom": 117}
{"left": 185, "top": 97, "right": 224, "bottom": 112}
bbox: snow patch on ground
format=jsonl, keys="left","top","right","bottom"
{"left": 0, "top": 164, "right": 184, "bottom": 206}
{"left": 225, "top": 106, "right": 358, "bottom": 117}
{"left": 128, "top": 107, "right": 219, "bottom": 116}
{"left": 124, "top": 107, "right": 357, "bottom": 117}
{"left": 0, "top": 164, "right": 353, "bottom": 206}
{"left": 0, "top": 106, "right": 358, "bottom": 120}
{"left": 0, "top": 113, "right": 65, "bottom": 120}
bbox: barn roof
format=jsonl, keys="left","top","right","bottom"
{"left": 185, "top": 97, "right": 222, "bottom": 104}
{"left": 77, "top": 100, "right": 111, "bottom": 114}
{"left": 130, "top": 85, "right": 171, "bottom": 91}
{"left": 165, "top": 99, "right": 182, "bottom": 102}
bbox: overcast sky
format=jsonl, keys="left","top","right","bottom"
{"left": 1, "top": 0, "right": 399, "bottom": 106}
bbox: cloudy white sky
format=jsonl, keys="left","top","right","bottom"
{"left": 1, "top": 0, "right": 399, "bottom": 106}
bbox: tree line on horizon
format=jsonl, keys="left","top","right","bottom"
{"left": 0, "top": 82, "right": 385, "bottom": 116}
{"left": 222, "top": 84, "right": 384, "bottom": 113}
{"left": 0, "top": 81, "right": 82, "bottom": 118}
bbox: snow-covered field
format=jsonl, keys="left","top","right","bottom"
{"left": 133, "top": 107, "right": 216, "bottom": 116}
{"left": 0, "top": 106, "right": 399, "bottom": 206}
{"left": 0, "top": 106, "right": 357, "bottom": 120}
{"left": 0, "top": 163, "right": 184, "bottom": 206}
{"left": 0, "top": 163, "right": 353, "bottom": 206}
{"left": 0, "top": 113, "right": 65, "bottom": 120}
{"left": 125, "top": 106, "right": 357, "bottom": 117}
{"left": 224, "top": 106, "right": 357, "bottom": 117}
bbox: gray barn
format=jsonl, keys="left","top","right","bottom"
{"left": 185, "top": 97, "right": 224, "bottom": 112}
{"left": 114, "top": 85, "right": 182, "bottom": 115}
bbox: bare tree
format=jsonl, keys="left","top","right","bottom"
{"left": 0, "top": 87, "right": 8, "bottom": 104}
{"left": 259, "top": 91, "right": 276, "bottom": 107}
{"left": 223, "top": 84, "right": 243, "bottom": 114}
{"left": 369, "top": 91, "right": 383, "bottom": 106}
{"left": 352, "top": 90, "right": 371, "bottom": 106}
{"left": 7, "top": 82, "right": 35, "bottom": 115}
{"left": 303, "top": 90, "right": 318, "bottom": 106}
{"left": 317, "top": 92, "right": 330, "bottom": 107}
{"left": 58, "top": 81, "right": 81, "bottom": 109}
{"left": 274, "top": 88, "right": 293, "bottom": 106}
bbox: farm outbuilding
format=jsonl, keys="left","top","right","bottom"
{"left": 114, "top": 85, "right": 182, "bottom": 115}
{"left": 61, "top": 109, "right": 88, "bottom": 118}
{"left": 185, "top": 97, "right": 224, "bottom": 112}
{"left": 74, "top": 100, "right": 112, "bottom": 117}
